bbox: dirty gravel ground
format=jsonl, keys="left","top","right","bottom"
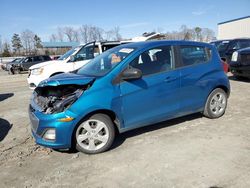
{"left": 0, "top": 70, "right": 250, "bottom": 188}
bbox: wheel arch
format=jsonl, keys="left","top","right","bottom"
{"left": 70, "top": 109, "right": 121, "bottom": 148}
{"left": 213, "top": 85, "right": 230, "bottom": 98}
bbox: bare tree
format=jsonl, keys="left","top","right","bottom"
{"left": 21, "top": 29, "right": 35, "bottom": 55}
{"left": 63, "top": 26, "right": 75, "bottom": 42}
{"left": 49, "top": 24, "right": 123, "bottom": 43}
{"left": 50, "top": 34, "right": 57, "bottom": 42}
{"left": 113, "top": 26, "right": 122, "bottom": 40}
{"left": 73, "top": 29, "right": 80, "bottom": 42}
{"left": 2, "top": 41, "right": 11, "bottom": 57}
{"left": 89, "top": 26, "right": 104, "bottom": 41}
{"left": 179, "top": 25, "right": 195, "bottom": 40}
{"left": 201, "top": 28, "right": 215, "bottom": 42}
{"left": 79, "top": 25, "right": 104, "bottom": 43}
{"left": 57, "top": 27, "right": 64, "bottom": 42}
{"left": 79, "top": 25, "right": 89, "bottom": 43}
{"left": 104, "top": 26, "right": 121, "bottom": 41}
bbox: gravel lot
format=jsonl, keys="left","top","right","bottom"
{"left": 0, "top": 70, "right": 250, "bottom": 188}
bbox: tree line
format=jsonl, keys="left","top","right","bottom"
{"left": 1, "top": 29, "right": 42, "bottom": 57}
{"left": 0, "top": 24, "right": 215, "bottom": 57}
{"left": 152, "top": 25, "right": 215, "bottom": 42}
{"left": 49, "top": 25, "right": 122, "bottom": 43}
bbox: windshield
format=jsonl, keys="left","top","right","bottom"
{"left": 58, "top": 46, "right": 81, "bottom": 60}
{"left": 77, "top": 46, "right": 135, "bottom": 77}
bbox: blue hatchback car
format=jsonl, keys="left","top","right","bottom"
{"left": 29, "top": 40, "right": 230, "bottom": 154}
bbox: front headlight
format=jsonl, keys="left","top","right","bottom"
{"left": 231, "top": 52, "right": 238, "bottom": 62}
{"left": 31, "top": 68, "right": 44, "bottom": 75}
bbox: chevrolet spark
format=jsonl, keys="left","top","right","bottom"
{"left": 29, "top": 40, "right": 230, "bottom": 154}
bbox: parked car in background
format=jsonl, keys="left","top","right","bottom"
{"left": 11, "top": 55, "right": 51, "bottom": 74}
{"left": 211, "top": 39, "right": 250, "bottom": 63}
{"left": 29, "top": 40, "right": 230, "bottom": 154}
{"left": 1, "top": 58, "right": 22, "bottom": 71}
{"left": 229, "top": 47, "right": 250, "bottom": 79}
{"left": 27, "top": 41, "right": 131, "bottom": 88}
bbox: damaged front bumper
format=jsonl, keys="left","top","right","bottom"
{"left": 28, "top": 73, "right": 96, "bottom": 149}
{"left": 29, "top": 103, "right": 77, "bottom": 149}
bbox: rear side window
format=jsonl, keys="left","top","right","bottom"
{"left": 180, "top": 46, "right": 211, "bottom": 67}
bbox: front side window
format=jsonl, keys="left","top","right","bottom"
{"left": 130, "top": 46, "right": 174, "bottom": 76}
{"left": 180, "top": 46, "right": 211, "bottom": 67}
{"left": 24, "top": 57, "right": 32, "bottom": 63}
{"left": 58, "top": 46, "right": 80, "bottom": 61}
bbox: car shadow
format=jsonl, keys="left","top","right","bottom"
{"left": 228, "top": 75, "right": 250, "bottom": 83}
{"left": 0, "top": 93, "right": 14, "bottom": 102}
{"left": 110, "top": 113, "right": 203, "bottom": 151}
{"left": 57, "top": 113, "right": 203, "bottom": 154}
{"left": 0, "top": 118, "right": 12, "bottom": 142}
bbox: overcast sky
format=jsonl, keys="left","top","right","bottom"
{"left": 0, "top": 0, "right": 250, "bottom": 41}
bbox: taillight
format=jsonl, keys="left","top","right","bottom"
{"left": 221, "top": 60, "right": 229, "bottom": 73}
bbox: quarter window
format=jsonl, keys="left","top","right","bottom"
{"left": 180, "top": 46, "right": 211, "bottom": 67}
{"left": 130, "top": 46, "right": 174, "bottom": 76}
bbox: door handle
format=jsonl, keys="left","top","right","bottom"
{"left": 164, "top": 76, "right": 178, "bottom": 83}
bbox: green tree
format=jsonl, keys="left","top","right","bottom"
{"left": 194, "top": 27, "right": 202, "bottom": 41}
{"left": 11, "top": 33, "right": 22, "bottom": 55}
{"left": 2, "top": 42, "right": 11, "bottom": 57}
{"left": 34, "top": 35, "right": 42, "bottom": 49}
{"left": 33, "top": 35, "right": 42, "bottom": 54}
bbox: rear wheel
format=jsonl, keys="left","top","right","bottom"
{"left": 75, "top": 114, "right": 115, "bottom": 154}
{"left": 203, "top": 88, "right": 227, "bottom": 119}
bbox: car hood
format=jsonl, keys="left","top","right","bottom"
{"left": 238, "top": 47, "right": 250, "bottom": 54}
{"left": 29, "top": 60, "right": 63, "bottom": 70}
{"left": 9, "top": 61, "right": 21, "bottom": 65}
{"left": 38, "top": 73, "right": 95, "bottom": 87}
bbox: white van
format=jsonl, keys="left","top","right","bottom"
{"left": 27, "top": 41, "right": 127, "bottom": 88}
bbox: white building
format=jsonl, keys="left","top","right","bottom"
{"left": 218, "top": 16, "right": 250, "bottom": 40}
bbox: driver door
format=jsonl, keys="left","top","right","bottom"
{"left": 119, "top": 45, "right": 181, "bottom": 129}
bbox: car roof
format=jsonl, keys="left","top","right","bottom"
{"left": 117, "top": 40, "right": 213, "bottom": 49}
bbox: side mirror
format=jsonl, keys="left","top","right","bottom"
{"left": 122, "top": 67, "right": 142, "bottom": 81}
{"left": 69, "top": 55, "right": 75, "bottom": 62}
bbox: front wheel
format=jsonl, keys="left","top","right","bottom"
{"left": 203, "top": 88, "right": 228, "bottom": 119}
{"left": 75, "top": 114, "right": 115, "bottom": 154}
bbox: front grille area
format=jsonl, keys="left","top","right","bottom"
{"left": 240, "top": 54, "right": 250, "bottom": 66}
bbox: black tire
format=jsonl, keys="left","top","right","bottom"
{"left": 233, "top": 74, "right": 245, "bottom": 80}
{"left": 75, "top": 114, "right": 115, "bottom": 154}
{"left": 14, "top": 68, "right": 21, "bottom": 74}
{"left": 203, "top": 88, "right": 228, "bottom": 119}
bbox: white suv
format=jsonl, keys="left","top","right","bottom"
{"left": 27, "top": 41, "right": 127, "bottom": 88}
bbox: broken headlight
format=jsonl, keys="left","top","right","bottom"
{"left": 34, "top": 85, "right": 84, "bottom": 114}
